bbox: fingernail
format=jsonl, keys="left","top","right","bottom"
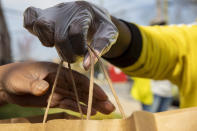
{"left": 36, "top": 80, "right": 49, "bottom": 91}
{"left": 83, "top": 57, "right": 90, "bottom": 70}
{"left": 94, "top": 49, "right": 101, "bottom": 57}
{"left": 91, "top": 49, "right": 100, "bottom": 64}
{"left": 105, "top": 101, "right": 115, "bottom": 112}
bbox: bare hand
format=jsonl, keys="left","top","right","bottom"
{"left": 0, "top": 62, "right": 115, "bottom": 115}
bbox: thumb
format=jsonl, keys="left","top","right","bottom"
{"left": 83, "top": 22, "right": 118, "bottom": 70}
{"left": 83, "top": 38, "right": 114, "bottom": 70}
{"left": 31, "top": 79, "right": 49, "bottom": 96}
{"left": 83, "top": 48, "right": 100, "bottom": 70}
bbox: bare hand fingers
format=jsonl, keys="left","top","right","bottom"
{"left": 58, "top": 99, "right": 96, "bottom": 115}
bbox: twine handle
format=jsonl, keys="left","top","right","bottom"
{"left": 87, "top": 45, "right": 126, "bottom": 119}
{"left": 68, "top": 63, "right": 84, "bottom": 119}
{"left": 86, "top": 48, "right": 95, "bottom": 120}
{"left": 43, "top": 60, "right": 63, "bottom": 124}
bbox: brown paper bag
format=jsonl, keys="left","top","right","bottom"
{"left": 0, "top": 107, "right": 197, "bottom": 131}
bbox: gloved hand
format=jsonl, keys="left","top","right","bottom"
{"left": 0, "top": 62, "right": 115, "bottom": 114}
{"left": 23, "top": 1, "right": 118, "bottom": 70}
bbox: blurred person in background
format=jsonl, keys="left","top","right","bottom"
{"left": 131, "top": 78, "right": 174, "bottom": 112}
{"left": 131, "top": 78, "right": 153, "bottom": 111}
{"left": 150, "top": 80, "right": 174, "bottom": 112}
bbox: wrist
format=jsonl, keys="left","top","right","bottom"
{"left": 103, "top": 16, "right": 132, "bottom": 58}
{"left": 0, "top": 63, "right": 18, "bottom": 106}
{"left": 103, "top": 19, "right": 142, "bottom": 68}
{"left": 0, "top": 63, "right": 17, "bottom": 90}
{"left": 0, "top": 64, "right": 9, "bottom": 106}
{"left": 0, "top": 88, "right": 7, "bottom": 106}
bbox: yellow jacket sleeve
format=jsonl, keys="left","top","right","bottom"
{"left": 120, "top": 24, "right": 197, "bottom": 108}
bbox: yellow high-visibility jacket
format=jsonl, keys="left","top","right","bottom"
{"left": 121, "top": 24, "right": 197, "bottom": 108}
{"left": 131, "top": 77, "right": 153, "bottom": 105}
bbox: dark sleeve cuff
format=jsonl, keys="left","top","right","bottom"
{"left": 103, "top": 19, "right": 143, "bottom": 68}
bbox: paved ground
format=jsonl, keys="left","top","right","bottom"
{"left": 96, "top": 81, "right": 142, "bottom": 117}
{"left": 96, "top": 80, "right": 178, "bottom": 117}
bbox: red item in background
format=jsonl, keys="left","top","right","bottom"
{"left": 109, "top": 66, "right": 127, "bottom": 82}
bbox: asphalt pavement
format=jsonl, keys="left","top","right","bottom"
{"left": 96, "top": 81, "right": 142, "bottom": 117}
